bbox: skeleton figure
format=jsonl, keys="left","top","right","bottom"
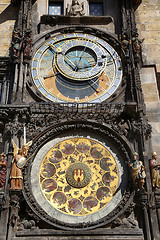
{"left": 67, "top": 0, "right": 85, "bottom": 16}
{"left": 10, "top": 140, "right": 32, "bottom": 190}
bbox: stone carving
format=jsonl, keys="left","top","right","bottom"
{"left": 150, "top": 152, "right": 160, "bottom": 190}
{"left": 0, "top": 191, "right": 6, "bottom": 211}
{"left": 67, "top": 0, "right": 85, "bottom": 16}
{"left": 5, "top": 110, "right": 29, "bottom": 135}
{"left": 111, "top": 212, "right": 139, "bottom": 229}
{"left": 10, "top": 140, "right": 32, "bottom": 190}
{"left": 129, "top": 152, "right": 146, "bottom": 190}
{"left": 17, "top": 219, "right": 37, "bottom": 231}
{"left": 0, "top": 154, "right": 7, "bottom": 189}
{"left": 112, "top": 119, "right": 130, "bottom": 137}
{"left": 25, "top": 102, "right": 126, "bottom": 139}
{"left": 10, "top": 194, "right": 20, "bottom": 229}
{"left": 121, "top": 213, "right": 139, "bottom": 228}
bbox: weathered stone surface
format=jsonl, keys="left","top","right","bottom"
{"left": 140, "top": 67, "right": 157, "bottom": 84}
{"left": 136, "top": 1, "right": 160, "bottom": 154}
{"left": 14, "top": 228, "right": 144, "bottom": 240}
{"left": 0, "top": 1, "right": 18, "bottom": 57}
{"left": 141, "top": 83, "right": 159, "bottom": 102}
{"left": 135, "top": 1, "right": 160, "bottom": 69}
{"left": 12, "top": 238, "right": 143, "bottom": 240}
{"left": 12, "top": 238, "right": 48, "bottom": 240}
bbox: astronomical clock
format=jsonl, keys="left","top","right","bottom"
{"left": 23, "top": 128, "right": 131, "bottom": 229}
{"left": 31, "top": 31, "right": 123, "bottom": 103}
{"left": 22, "top": 27, "right": 132, "bottom": 230}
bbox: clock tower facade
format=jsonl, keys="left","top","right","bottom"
{"left": 0, "top": 1, "right": 160, "bottom": 240}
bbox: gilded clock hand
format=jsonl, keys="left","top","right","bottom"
{"left": 64, "top": 59, "right": 76, "bottom": 71}
{"left": 49, "top": 44, "right": 63, "bottom": 54}
{"left": 49, "top": 44, "right": 57, "bottom": 53}
{"left": 64, "top": 56, "right": 77, "bottom": 68}
{"left": 44, "top": 73, "right": 58, "bottom": 79}
{"left": 75, "top": 54, "right": 107, "bottom": 72}
{"left": 77, "top": 64, "right": 92, "bottom": 70}
{"left": 78, "top": 55, "right": 106, "bottom": 65}
{"left": 58, "top": 50, "right": 78, "bottom": 69}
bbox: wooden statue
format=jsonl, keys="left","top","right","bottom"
{"left": 129, "top": 152, "right": 146, "bottom": 190}
{"left": 10, "top": 140, "right": 32, "bottom": 190}
{"left": 24, "top": 32, "right": 32, "bottom": 58}
{"left": 132, "top": 33, "right": 144, "bottom": 62}
{"left": 0, "top": 153, "right": 7, "bottom": 189}
{"left": 67, "top": 0, "right": 85, "bottom": 16}
{"left": 132, "top": 33, "right": 144, "bottom": 55}
{"left": 150, "top": 152, "right": 160, "bottom": 190}
{"left": 12, "top": 31, "right": 23, "bottom": 59}
{"left": 120, "top": 34, "right": 131, "bottom": 57}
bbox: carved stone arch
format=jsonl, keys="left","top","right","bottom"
{"left": 32, "top": 25, "right": 122, "bottom": 53}
{"left": 23, "top": 120, "right": 134, "bottom": 230}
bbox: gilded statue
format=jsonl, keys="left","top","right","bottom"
{"left": 0, "top": 153, "right": 7, "bottom": 189}
{"left": 10, "top": 140, "right": 32, "bottom": 190}
{"left": 129, "top": 152, "right": 146, "bottom": 190}
{"left": 150, "top": 152, "right": 160, "bottom": 189}
{"left": 67, "top": 0, "right": 85, "bottom": 16}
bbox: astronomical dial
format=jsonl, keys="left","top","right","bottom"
{"left": 31, "top": 33, "right": 122, "bottom": 103}
{"left": 28, "top": 131, "right": 129, "bottom": 228}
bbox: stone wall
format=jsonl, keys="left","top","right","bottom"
{"left": 0, "top": 0, "right": 18, "bottom": 57}
{"left": 135, "top": 0, "right": 160, "bottom": 155}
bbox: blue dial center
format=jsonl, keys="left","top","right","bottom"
{"left": 55, "top": 43, "right": 104, "bottom": 81}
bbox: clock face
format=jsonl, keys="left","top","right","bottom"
{"left": 30, "top": 134, "right": 128, "bottom": 227}
{"left": 32, "top": 33, "right": 122, "bottom": 103}
{"left": 24, "top": 127, "right": 130, "bottom": 229}
{"left": 38, "top": 138, "right": 119, "bottom": 217}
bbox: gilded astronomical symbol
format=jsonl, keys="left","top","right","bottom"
{"left": 39, "top": 138, "right": 119, "bottom": 216}
{"left": 32, "top": 33, "right": 122, "bottom": 103}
